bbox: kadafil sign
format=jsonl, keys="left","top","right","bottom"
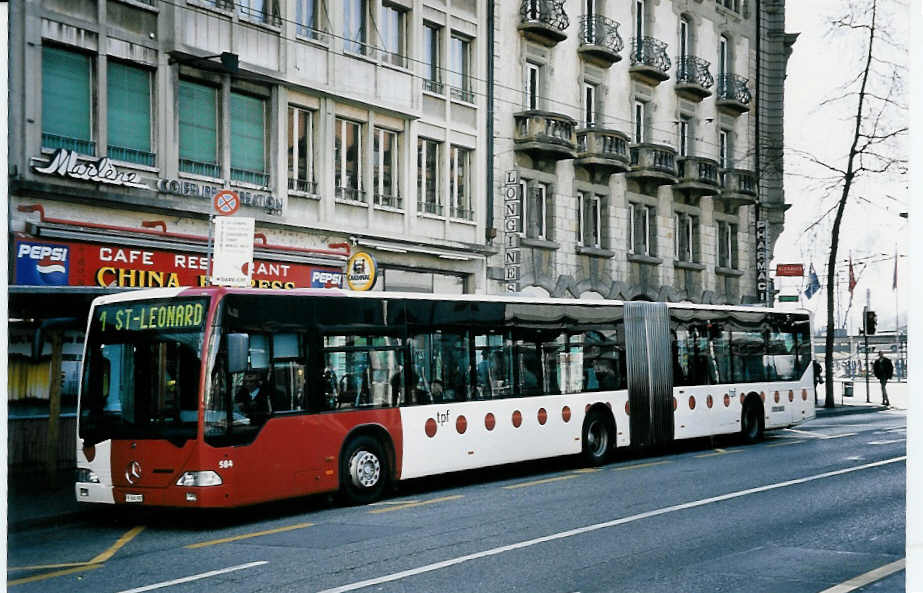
{"left": 211, "top": 217, "right": 255, "bottom": 287}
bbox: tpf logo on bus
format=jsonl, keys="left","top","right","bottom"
{"left": 15, "top": 241, "right": 70, "bottom": 286}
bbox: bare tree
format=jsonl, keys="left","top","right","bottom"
{"left": 793, "top": 0, "right": 906, "bottom": 408}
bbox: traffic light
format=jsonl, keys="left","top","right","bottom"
{"left": 865, "top": 310, "right": 877, "bottom": 335}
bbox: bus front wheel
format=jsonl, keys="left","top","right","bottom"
{"left": 341, "top": 435, "right": 389, "bottom": 505}
{"left": 582, "top": 410, "right": 613, "bottom": 466}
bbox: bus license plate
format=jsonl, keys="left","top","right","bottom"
{"left": 125, "top": 493, "right": 143, "bottom": 503}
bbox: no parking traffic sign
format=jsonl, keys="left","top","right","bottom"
{"left": 213, "top": 190, "right": 240, "bottom": 216}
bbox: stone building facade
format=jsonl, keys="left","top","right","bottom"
{"left": 487, "top": 0, "right": 791, "bottom": 303}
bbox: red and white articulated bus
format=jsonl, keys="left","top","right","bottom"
{"left": 75, "top": 287, "right": 816, "bottom": 508}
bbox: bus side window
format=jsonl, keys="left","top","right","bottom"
{"left": 475, "top": 333, "right": 512, "bottom": 399}
{"left": 271, "top": 333, "right": 305, "bottom": 412}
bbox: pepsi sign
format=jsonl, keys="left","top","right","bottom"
{"left": 311, "top": 270, "right": 343, "bottom": 288}
{"left": 16, "top": 242, "right": 69, "bottom": 286}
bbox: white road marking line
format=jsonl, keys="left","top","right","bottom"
{"left": 816, "top": 558, "right": 905, "bottom": 593}
{"left": 115, "top": 561, "right": 268, "bottom": 593}
{"left": 314, "top": 457, "right": 906, "bottom": 593}
{"left": 866, "top": 439, "right": 904, "bottom": 445}
{"left": 785, "top": 428, "right": 858, "bottom": 440}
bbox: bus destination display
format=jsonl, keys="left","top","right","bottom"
{"left": 94, "top": 300, "right": 206, "bottom": 332}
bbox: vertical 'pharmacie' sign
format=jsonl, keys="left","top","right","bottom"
{"left": 756, "top": 220, "right": 769, "bottom": 303}
{"left": 503, "top": 170, "right": 522, "bottom": 294}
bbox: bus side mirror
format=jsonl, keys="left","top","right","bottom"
{"left": 226, "top": 333, "right": 250, "bottom": 374}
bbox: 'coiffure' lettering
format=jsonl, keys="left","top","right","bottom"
{"left": 157, "top": 179, "right": 283, "bottom": 211}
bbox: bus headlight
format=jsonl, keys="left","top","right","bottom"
{"left": 176, "top": 471, "right": 223, "bottom": 487}
{"left": 76, "top": 468, "right": 101, "bottom": 484}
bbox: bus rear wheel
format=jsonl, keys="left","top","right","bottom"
{"left": 741, "top": 400, "right": 764, "bottom": 444}
{"left": 582, "top": 410, "right": 613, "bottom": 466}
{"left": 341, "top": 435, "right": 389, "bottom": 505}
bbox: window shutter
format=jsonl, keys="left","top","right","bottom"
{"left": 231, "top": 92, "right": 266, "bottom": 173}
{"left": 108, "top": 62, "right": 151, "bottom": 152}
{"left": 179, "top": 81, "right": 218, "bottom": 164}
{"left": 42, "top": 46, "right": 92, "bottom": 142}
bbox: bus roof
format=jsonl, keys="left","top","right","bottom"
{"left": 90, "top": 286, "right": 810, "bottom": 317}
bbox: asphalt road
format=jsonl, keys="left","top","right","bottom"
{"left": 8, "top": 410, "right": 906, "bottom": 593}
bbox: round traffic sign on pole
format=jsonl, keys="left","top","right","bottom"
{"left": 213, "top": 190, "right": 240, "bottom": 216}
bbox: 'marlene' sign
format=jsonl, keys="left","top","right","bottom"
{"left": 32, "top": 149, "right": 148, "bottom": 189}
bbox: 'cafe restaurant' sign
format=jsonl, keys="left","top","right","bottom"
{"left": 14, "top": 236, "right": 344, "bottom": 290}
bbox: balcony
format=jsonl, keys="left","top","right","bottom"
{"left": 627, "top": 143, "right": 677, "bottom": 186}
{"left": 674, "top": 56, "right": 714, "bottom": 101}
{"left": 518, "top": 0, "right": 569, "bottom": 47}
{"left": 716, "top": 74, "right": 752, "bottom": 115}
{"left": 42, "top": 133, "right": 95, "bottom": 156}
{"left": 674, "top": 156, "right": 720, "bottom": 199}
{"left": 575, "top": 127, "right": 631, "bottom": 178}
{"left": 514, "top": 110, "right": 577, "bottom": 162}
{"left": 577, "top": 15, "right": 623, "bottom": 67}
{"left": 629, "top": 37, "right": 671, "bottom": 85}
{"left": 717, "top": 168, "right": 757, "bottom": 209}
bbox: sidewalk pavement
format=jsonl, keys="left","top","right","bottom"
{"left": 6, "top": 379, "right": 907, "bottom": 533}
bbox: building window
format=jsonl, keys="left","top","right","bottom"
{"left": 344, "top": 0, "right": 368, "bottom": 54}
{"left": 718, "top": 34, "right": 729, "bottom": 75}
{"left": 679, "top": 16, "right": 690, "bottom": 57}
{"left": 718, "top": 129, "right": 729, "bottom": 168}
{"left": 295, "top": 0, "right": 323, "bottom": 40}
{"left": 335, "top": 118, "right": 364, "bottom": 202}
{"left": 178, "top": 80, "right": 219, "bottom": 178}
{"left": 449, "top": 35, "right": 473, "bottom": 102}
{"left": 678, "top": 116, "right": 691, "bottom": 157}
{"left": 717, "top": 0, "right": 740, "bottom": 13}
{"left": 634, "top": 0, "right": 646, "bottom": 54}
{"left": 578, "top": 192, "right": 602, "bottom": 248}
{"left": 288, "top": 106, "right": 315, "bottom": 193}
{"left": 417, "top": 138, "right": 441, "bottom": 215}
{"left": 42, "top": 46, "right": 94, "bottom": 154}
{"left": 633, "top": 100, "right": 646, "bottom": 143}
{"left": 230, "top": 92, "right": 267, "bottom": 185}
{"left": 527, "top": 62, "right": 541, "bottom": 110}
{"left": 107, "top": 61, "right": 153, "bottom": 166}
{"left": 238, "top": 0, "right": 278, "bottom": 24}
{"left": 381, "top": 4, "right": 406, "bottom": 67}
{"left": 422, "top": 23, "right": 442, "bottom": 93}
{"left": 717, "top": 221, "right": 738, "bottom": 269}
{"left": 583, "top": 83, "right": 597, "bottom": 127}
{"left": 524, "top": 181, "right": 549, "bottom": 240}
{"left": 450, "top": 146, "right": 472, "bottom": 220}
{"left": 628, "top": 203, "right": 655, "bottom": 256}
{"left": 674, "top": 213, "right": 698, "bottom": 262}
{"left": 374, "top": 128, "right": 400, "bottom": 208}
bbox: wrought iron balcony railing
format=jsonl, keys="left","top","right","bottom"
{"left": 418, "top": 201, "right": 444, "bottom": 216}
{"left": 423, "top": 78, "right": 444, "bottom": 95}
{"left": 519, "top": 0, "right": 569, "bottom": 32}
{"left": 179, "top": 158, "right": 220, "bottom": 178}
{"left": 288, "top": 178, "right": 317, "bottom": 194}
{"left": 717, "top": 74, "right": 752, "bottom": 105}
{"left": 578, "top": 15, "right": 624, "bottom": 54}
{"left": 629, "top": 36, "right": 671, "bottom": 75}
{"left": 231, "top": 167, "right": 270, "bottom": 186}
{"left": 374, "top": 193, "right": 403, "bottom": 209}
{"left": 108, "top": 145, "right": 155, "bottom": 167}
{"left": 675, "top": 56, "right": 714, "bottom": 89}
{"left": 42, "top": 133, "right": 95, "bottom": 155}
{"left": 336, "top": 186, "right": 367, "bottom": 203}
{"left": 450, "top": 206, "right": 474, "bottom": 221}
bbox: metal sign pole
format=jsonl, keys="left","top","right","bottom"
{"left": 206, "top": 214, "right": 215, "bottom": 286}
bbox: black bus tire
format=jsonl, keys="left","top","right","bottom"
{"left": 740, "top": 399, "right": 764, "bottom": 444}
{"left": 340, "top": 435, "right": 389, "bottom": 505}
{"left": 582, "top": 410, "right": 613, "bottom": 466}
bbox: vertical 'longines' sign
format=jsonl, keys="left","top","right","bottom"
{"left": 503, "top": 170, "right": 521, "bottom": 294}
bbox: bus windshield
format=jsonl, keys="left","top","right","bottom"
{"left": 79, "top": 298, "right": 208, "bottom": 446}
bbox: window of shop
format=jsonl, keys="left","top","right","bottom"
{"left": 178, "top": 80, "right": 220, "bottom": 178}
{"left": 288, "top": 106, "right": 315, "bottom": 193}
{"left": 230, "top": 92, "right": 267, "bottom": 185}
{"left": 374, "top": 128, "right": 400, "bottom": 208}
{"left": 42, "top": 46, "right": 94, "bottom": 155}
{"left": 417, "top": 138, "right": 441, "bottom": 215}
{"left": 450, "top": 146, "right": 472, "bottom": 220}
{"left": 107, "top": 61, "right": 153, "bottom": 166}
{"left": 336, "top": 118, "right": 364, "bottom": 202}
{"left": 381, "top": 3, "right": 406, "bottom": 67}
{"left": 449, "top": 34, "right": 473, "bottom": 102}
{"left": 423, "top": 23, "right": 442, "bottom": 93}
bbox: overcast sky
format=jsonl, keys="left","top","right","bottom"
{"left": 776, "top": 0, "right": 909, "bottom": 332}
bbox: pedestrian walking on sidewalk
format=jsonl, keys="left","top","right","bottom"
{"left": 872, "top": 351, "right": 893, "bottom": 406}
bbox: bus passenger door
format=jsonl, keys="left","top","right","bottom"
{"left": 624, "top": 302, "right": 674, "bottom": 447}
